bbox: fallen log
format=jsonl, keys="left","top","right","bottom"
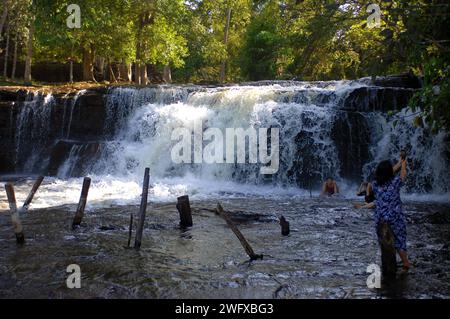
{"left": 72, "top": 177, "right": 91, "bottom": 229}
{"left": 134, "top": 168, "right": 150, "bottom": 249}
{"left": 176, "top": 195, "right": 193, "bottom": 228}
{"left": 22, "top": 176, "right": 44, "bottom": 212}
{"left": 5, "top": 183, "right": 25, "bottom": 244}
{"left": 216, "top": 203, "right": 262, "bottom": 261}
{"left": 378, "top": 221, "right": 397, "bottom": 280}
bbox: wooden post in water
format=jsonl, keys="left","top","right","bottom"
{"left": 176, "top": 195, "right": 193, "bottom": 228}
{"left": 22, "top": 176, "right": 44, "bottom": 212}
{"left": 309, "top": 178, "right": 312, "bottom": 198}
{"left": 216, "top": 203, "right": 262, "bottom": 261}
{"left": 5, "top": 183, "right": 25, "bottom": 244}
{"left": 127, "top": 213, "right": 133, "bottom": 247}
{"left": 279, "top": 216, "right": 290, "bottom": 236}
{"left": 134, "top": 168, "right": 150, "bottom": 249}
{"left": 378, "top": 221, "right": 397, "bottom": 280}
{"left": 72, "top": 177, "right": 91, "bottom": 229}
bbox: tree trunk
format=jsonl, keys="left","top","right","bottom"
{"left": 134, "top": 64, "right": 141, "bottom": 85}
{"left": 109, "top": 61, "right": 117, "bottom": 82}
{"left": 134, "top": 32, "right": 142, "bottom": 85}
{"left": 23, "top": 16, "right": 35, "bottom": 86}
{"left": 0, "top": 0, "right": 8, "bottom": 38}
{"left": 11, "top": 32, "right": 17, "bottom": 79}
{"left": 3, "top": 21, "right": 9, "bottom": 78}
{"left": 134, "top": 59, "right": 141, "bottom": 84}
{"left": 140, "top": 63, "right": 148, "bottom": 85}
{"left": 163, "top": 65, "right": 172, "bottom": 83}
{"left": 126, "top": 63, "right": 132, "bottom": 82}
{"left": 118, "top": 61, "right": 131, "bottom": 82}
{"left": 134, "top": 11, "right": 155, "bottom": 85}
{"left": 82, "top": 46, "right": 95, "bottom": 82}
{"left": 123, "top": 62, "right": 132, "bottom": 82}
{"left": 68, "top": 44, "right": 74, "bottom": 83}
{"left": 114, "top": 62, "right": 120, "bottom": 82}
{"left": 69, "top": 60, "right": 73, "bottom": 83}
{"left": 95, "top": 56, "right": 105, "bottom": 81}
{"left": 219, "top": 7, "right": 232, "bottom": 83}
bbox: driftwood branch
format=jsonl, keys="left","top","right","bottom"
{"left": 216, "top": 203, "right": 262, "bottom": 261}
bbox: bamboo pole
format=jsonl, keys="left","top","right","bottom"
{"left": 72, "top": 177, "right": 91, "bottom": 229}
{"left": 5, "top": 183, "right": 25, "bottom": 244}
{"left": 134, "top": 168, "right": 150, "bottom": 249}
{"left": 22, "top": 176, "right": 44, "bottom": 212}
{"left": 216, "top": 203, "right": 262, "bottom": 261}
{"left": 127, "top": 213, "right": 133, "bottom": 247}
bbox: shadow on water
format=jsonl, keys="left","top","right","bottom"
{"left": 0, "top": 197, "right": 449, "bottom": 299}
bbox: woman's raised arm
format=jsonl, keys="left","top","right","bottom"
{"left": 393, "top": 159, "right": 402, "bottom": 173}
{"left": 400, "top": 159, "right": 407, "bottom": 182}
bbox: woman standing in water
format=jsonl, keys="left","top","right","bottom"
{"left": 372, "top": 151, "right": 411, "bottom": 271}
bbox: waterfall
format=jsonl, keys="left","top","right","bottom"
{"left": 57, "top": 142, "right": 100, "bottom": 178}
{"left": 362, "top": 109, "right": 450, "bottom": 193}
{"left": 8, "top": 80, "right": 450, "bottom": 203}
{"left": 14, "top": 92, "right": 54, "bottom": 171}
{"left": 93, "top": 85, "right": 342, "bottom": 185}
{"left": 86, "top": 82, "right": 448, "bottom": 194}
{"left": 62, "top": 90, "right": 86, "bottom": 139}
{"left": 103, "top": 86, "right": 190, "bottom": 138}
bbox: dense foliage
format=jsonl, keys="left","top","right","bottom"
{"left": 0, "top": 0, "right": 449, "bottom": 130}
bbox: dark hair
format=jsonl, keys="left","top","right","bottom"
{"left": 375, "top": 160, "right": 394, "bottom": 186}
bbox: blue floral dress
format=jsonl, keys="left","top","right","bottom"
{"left": 372, "top": 176, "right": 407, "bottom": 251}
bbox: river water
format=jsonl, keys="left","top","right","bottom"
{"left": 0, "top": 178, "right": 449, "bottom": 299}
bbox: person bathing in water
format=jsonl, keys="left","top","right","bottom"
{"left": 372, "top": 151, "right": 411, "bottom": 271}
{"left": 321, "top": 177, "right": 339, "bottom": 196}
{"left": 354, "top": 182, "right": 375, "bottom": 209}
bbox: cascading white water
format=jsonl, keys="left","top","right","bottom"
{"left": 15, "top": 92, "right": 54, "bottom": 171}
{"left": 94, "top": 84, "right": 346, "bottom": 186}
{"left": 362, "top": 109, "right": 450, "bottom": 194}
{"left": 62, "top": 90, "right": 86, "bottom": 139}
{"left": 85, "top": 82, "right": 447, "bottom": 197}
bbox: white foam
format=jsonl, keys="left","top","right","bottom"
{"left": 2, "top": 174, "right": 447, "bottom": 211}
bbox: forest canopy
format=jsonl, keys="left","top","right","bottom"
{"left": 0, "top": 0, "right": 449, "bottom": 130}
